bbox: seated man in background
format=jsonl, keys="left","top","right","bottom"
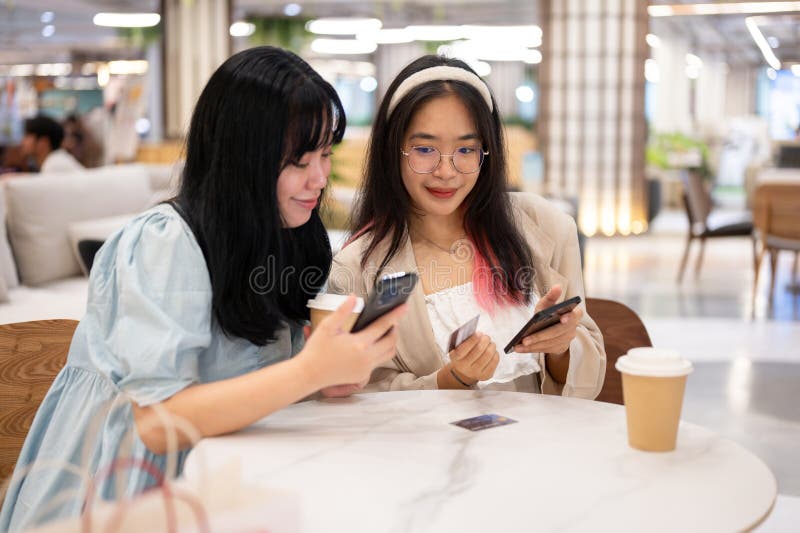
{"left": 21, "top": 114, "right": 85, "bottom": 173}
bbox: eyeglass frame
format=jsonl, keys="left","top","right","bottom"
{"left": 400, "top": 145, "right": 490, "bottom": 174}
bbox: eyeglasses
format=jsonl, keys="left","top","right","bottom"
{"left": 400, "top": 145, "right": 489, "bottom": 174}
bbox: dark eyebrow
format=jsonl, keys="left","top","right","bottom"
{"left": 408, "top": 132, "right": 481, "bottom": 142}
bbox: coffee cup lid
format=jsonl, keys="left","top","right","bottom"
{"left": 615, "top": 347, "right": 693, "bottom": 377}
{"left": 307, "top": 293, "right": 364, "bottom": 313}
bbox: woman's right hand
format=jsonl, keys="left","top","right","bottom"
{"left": 299, "top": 295, "right": 408, "bottom": 389}
{"left": 448, "top": 332, "right": 499, "bottom": 386}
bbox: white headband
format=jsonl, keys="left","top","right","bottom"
{"left": 387, "top": 65, "right": 494, "bottom": 117}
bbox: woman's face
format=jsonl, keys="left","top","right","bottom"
{"left": 400, "top": 94, "right": 483, "bottom": 219}
{"left": 276, "top": 146, "right": 332, "bottom": 228}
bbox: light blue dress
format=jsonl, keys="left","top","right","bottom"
{"left": 0, "top": 204, "right": 304, "bottom": 532}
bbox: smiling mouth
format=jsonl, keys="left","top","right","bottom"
{"left": 294, "top": 197, "right": 319, "bottom": 209}
{"left": 426, "top": 187, "right": 457, "bottom": 198}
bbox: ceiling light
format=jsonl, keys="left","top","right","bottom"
{"left": 40, "top": 11, "right": 54, "bottom": 24}
{"left": 746, "top": 17, "right": 781, "bottom": 70}
{"left": 648, "top": 2, "right": 800, "bottom": 16}
{"left": 8, "top": 64, "right": 35, "bottom": 77}
{"left": 283, "top": 3, "right": 302, "bottom": 17}
{"left": 229, "top": 21, "right": 255, "bottom": 37}
{"left": 108, "top": 60, "right": 149, "bottom": 75}
{"left": 42, "top": 25, "right": 55, "bottom": 37}
{"left": 359, "top": 76, "right": 378, "bottom": 92}
{"left": 646, "top": 34, "right": 661, "bottom": 48}
{"left": 767, "top": 36, "right": 780, "bottom": 48}
{"left": 306, "top": 18, "right": 381, "bottom": 36}
{"left": 406, "top": 25, "right": 465, "bottom": 41}
{"left": 356, "top": 28, "right": 413, "bottom": 44}
{"left": 93, "top": 13, "right": 160, "bottom": 28}
{"left": 461, "top": 25, "right": 542, "bottom": 48}
{"left": 35, "top": 63, "right": 72, "bottom": 76}
{"left": 645, "top": 59, "right": 660, "bottom": 83}
{"left": 310, "top": 38, "right": 377, "bottom": 55}
{"left": 441, "top": 40, "right": 541, "bottom": 63}
{"left": 523, "top": 49, "right": 543, "bottom": 64}
{"left": 515, "top": 86, "right": 535, "bottom": 103}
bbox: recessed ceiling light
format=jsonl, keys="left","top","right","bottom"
{"left": 649, "top": 2, "right": 800, "bottom": 17}
{"left": 41, "top": 25, "right": 55, "bottom": 38}
{"left": 306, "top": 18, "right": 381, "bottom": 36}
{"left": 284, "top": 3, "right": 302, "bottom": 17}
{"left": 93, "top": 13, "right": 160, "bottom": 28}
{"left": 310, "top": 38, "right": 377, "bottom": 55}
{"left": 746, "top": 17, "right": 781, "bottom": 70}
{"left": 229, "top": 21, "right": 255, "bottom": 37}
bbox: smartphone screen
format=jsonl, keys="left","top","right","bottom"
{"left": 503, "top": 296, "right": 582, "bottom": 353}
{"left": 350, "top": 272, "right": 418, "bottom": 333}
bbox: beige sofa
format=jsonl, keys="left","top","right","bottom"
{"left": 0, "top": 164, "right": 350, "bottom": 325}
{"left": 0, "top": 163, "right": 180, "bottom": 324}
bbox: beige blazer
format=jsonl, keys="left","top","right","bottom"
{"left": 328, "top": 192, "right": 606, "bottom": 399}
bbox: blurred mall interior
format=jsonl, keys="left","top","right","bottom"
{"left": 0, "top": 1, "right": 799, "bottom": 530}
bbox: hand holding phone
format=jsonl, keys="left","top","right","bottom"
{"left": 504, "top": 293, "right": 583, "bottom": 354}
{"left": 350, "top": 272, "right": 418, "bottom": 333}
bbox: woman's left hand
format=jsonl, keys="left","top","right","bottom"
{"left": 513, "top": 285, "right": 583, "bottom": 355}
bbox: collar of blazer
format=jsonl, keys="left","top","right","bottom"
{"left": 355, "top": 195, "right": 571, "bottom": 377}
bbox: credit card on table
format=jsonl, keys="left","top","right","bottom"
{"left": 451, "top": 414, "right": 518, "bottom": 432}
{"left": 447, "top": 314, "right": 480, "bottom": 352}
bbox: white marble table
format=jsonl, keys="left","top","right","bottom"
{"left": 183, "top": 390, "right": 776, "bottom": 533}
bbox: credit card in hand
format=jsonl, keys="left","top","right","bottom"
{"left": 447, "top": 314, "right": 480, "bottom": 352}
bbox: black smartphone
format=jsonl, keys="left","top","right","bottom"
{"left": 503, "top": 296, "right": 582, "bottom": 353}
{"left": 350, "top": 272, "right": 419, "bottom": 333}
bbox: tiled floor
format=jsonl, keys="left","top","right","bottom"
{"left": 583, "top": 208, "right": 800, "bottom": 530}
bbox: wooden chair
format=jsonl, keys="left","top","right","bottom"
{"left": 752, "top": 183, "right": 800, "bottom": 309}
{"left": 0, "top": 320, "right": 78, "bottom": 484}
{"left": 678, "top": 170, "right": 756, "bottom": 282}
{"left": 586, "top": 298, "right": 652, "bottom": 405}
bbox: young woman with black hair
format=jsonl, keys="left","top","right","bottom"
{"left": 0, "top": 47, "right": 405, "bottom": 530}
{"left": 328, "top": 55, "right": 604, "bottom": 397}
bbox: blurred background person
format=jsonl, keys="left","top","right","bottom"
{"left": 21, "top": 114, "right": 84, "bottom": 173}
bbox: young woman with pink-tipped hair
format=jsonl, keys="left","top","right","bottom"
{"left": 326, "top": 55, "right": 606, "bottom": 397}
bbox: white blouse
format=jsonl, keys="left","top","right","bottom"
{"left": 424, "top": 282, "right": 541, "bottom": 389}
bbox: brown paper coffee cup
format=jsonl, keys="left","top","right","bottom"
{"left": 621, "top": 373, "right": 688, "bottom": 452}
{"left": 307, "top": 294, "right": 363, "bottom": 333}
{"left": 308, "top": 307, "right": 360, "bottom": 332}
{"left": 616, "top": 347, "right": 693, "bottom": 452}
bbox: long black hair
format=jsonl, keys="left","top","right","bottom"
{"left": 177, "top": 46, "right": 345, "bottom": 345}
{"left": 350, "top": 55, "right": 534, "bottom": 307}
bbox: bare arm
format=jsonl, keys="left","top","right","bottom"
{"left": 133, "top": 296, "right": 406, "bottom": 454}
{"left": 132, "top": 355, "right": 321, "bottom": 454}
